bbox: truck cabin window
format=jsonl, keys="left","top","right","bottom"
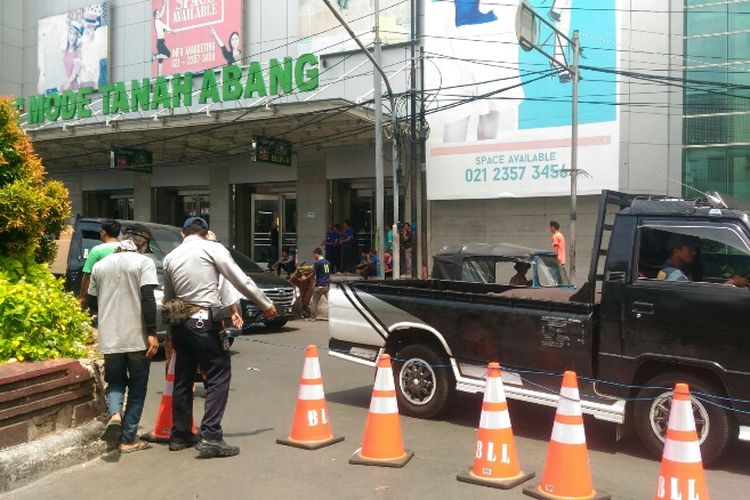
{"left": 636, "top": 225, "right": 750, "bottom": 287}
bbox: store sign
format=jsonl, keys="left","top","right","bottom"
{"left": 21, "top": 54, "right": 320, "bottom": 125}
{"left": 111, "top": 147, "right": 153, "bottom": 173}
{"left": 424, "top": 0, "right": 620, "bottom": 199}
{"left": 151, "top": 0, "right": 242, "bottom": 77}
{"left": 252, "top": 136, "right": 292, "bottom": 166}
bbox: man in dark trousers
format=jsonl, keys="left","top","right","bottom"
{"left": 339, "top": 220, "right": 354, "bottom": 272}
{"left": 163, "top": 217, "right": 277, "bottom": 458}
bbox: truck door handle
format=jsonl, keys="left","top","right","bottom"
{"left": 632, "top": 301, "right": 654, "bottom": 316}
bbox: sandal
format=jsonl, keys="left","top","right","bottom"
{"left": 120, "top": 441, "right": 152, "bottom": 454}
{"left": 100, "top": 418, "right": 122, "bottom": 446}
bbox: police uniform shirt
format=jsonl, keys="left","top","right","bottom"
{"left": 163, "top": 235, "right": 272, "bottom": 310}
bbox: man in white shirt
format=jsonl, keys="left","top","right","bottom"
{"left": 88, "top": 224, "right": 159, "bottom": 454}
{"left": 153, "top": 0, "right": 174, "bottom": 76}
{"left": 163, "top": 217, "right": 276, "bottom": 458}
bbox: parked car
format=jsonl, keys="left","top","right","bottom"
{"left": 50, "top": 217, "right": 301, "bottom": 342}
{"left": 431, "top": 243, "right": 572, "bottom": 287}
{"left": 328, "top": 190, "right": 750, "bottom": 464}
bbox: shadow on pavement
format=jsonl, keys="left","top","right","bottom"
{"left": 223, "top": 427, "right": 274, "bottom": 438}
{"left": 326, "top": 385, "right": 372, "bottom": 410}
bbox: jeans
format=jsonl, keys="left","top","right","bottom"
{"left": 171, "top": 318, "right": 231, "bottom": 441}
{"left": 103, "top": 351, "right": 151, "bottom": 444}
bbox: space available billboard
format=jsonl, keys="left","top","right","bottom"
{"left": 298, "top": 0, "right": 411, "bottom": 55}
{"left": 37, "top": 3, "right": 110, "bottom": 94}
{"left": 425, "top": 0, "right": 620, "bottom": 200}
{"left": 151, "top": 0, "right": 242, "bottom": 77}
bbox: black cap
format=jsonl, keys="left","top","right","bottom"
{"left": 123, "top": 223, "right": 153, "bottom": 241}
{"left": 183, "top": 216, "right": 208, "bottom": 230}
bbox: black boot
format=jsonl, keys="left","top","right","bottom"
{"left": 169, "top": 434, "right": 200, "bottom": 451}
{"left": 196, "top": 438, "right": 240, "bottom": 458}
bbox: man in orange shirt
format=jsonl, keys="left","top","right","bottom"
{"left": 550, "top": 220, "right": 566, "bottom": 266}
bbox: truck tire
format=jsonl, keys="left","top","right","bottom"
{"left": 392, "top": 344, "right": 454, "bottom": 419}
{"left": 263, "top": 318, "right": 288, "bottom": 329}
{"left": 634, "top": 372, "right": 735, "bottom": 465}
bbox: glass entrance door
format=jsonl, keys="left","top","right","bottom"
{"left": 251, "top": 193, "right": 297, "bottom": 266}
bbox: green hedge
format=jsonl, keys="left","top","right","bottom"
{"left": 0, "top": 96, "right": 93, "bottom": 363}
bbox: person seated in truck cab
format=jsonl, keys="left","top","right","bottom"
{"left": 509, "top": 262, "right": 532, "bottom": 286}
{"left": 657, "top": 233, "right": 749, "bottom": 286}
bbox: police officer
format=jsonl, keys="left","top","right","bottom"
{"left": 163, "top": 217, "right": 277, "bottom": 458}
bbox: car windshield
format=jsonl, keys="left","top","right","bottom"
{"left": 229, "top": 249, "right": 265, "bottom": 273}
{"left": 147, "top": 225, "right": 182, "bottom": 263}
{"left": 536, "top": 255, "right": 572, "bottom": 287}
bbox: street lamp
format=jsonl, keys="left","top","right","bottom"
{"left": 321, "top": 0, "right": 400, "bottom": 279}
{"left": 516, "top": 1, "right": 581, "bottom": 283}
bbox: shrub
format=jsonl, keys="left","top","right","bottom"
{"left": 0, "top": 96, "right": 93, "bottom": 362}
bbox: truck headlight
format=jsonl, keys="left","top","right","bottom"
{"left": 293, "top": 286, "right": 301, "bottom": 303}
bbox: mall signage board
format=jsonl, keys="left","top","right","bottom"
{"left": 151, "top": 0, "right": 243, "bottom": 77}
{"left": 19, "top": 54, "right": 320, "bottom": 125}
{"left": 111, "top": 147, "right": 153, "bottom": 173}
{"left": 424, "top": 0, "right": 621, "bottom": 199}
{"left": 37, "top": 2, "right": 110, "bottom": 94}
{"left": 252, "top": 136, "right": 292, "bottom": 166}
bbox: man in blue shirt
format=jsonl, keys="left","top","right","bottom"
{"left": 308, "top": 248, "right": 331, "bottom": 321}
{"left": 339, "top": 220, "right": 355, "bottom": 273}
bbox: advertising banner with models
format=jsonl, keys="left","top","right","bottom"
{"left": 425, "top": 0, "right": 620, "bottom": 199}
{"left": 37, "top": 3, "right": 110, "bottom": 94}
{"left": 151, "top": 0, "right": 242, "bottom": 77}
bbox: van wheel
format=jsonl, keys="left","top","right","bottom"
{"left": 634, "top": 372, "right": 734, "bottom": 465}
{"left": 392, "top": 344, "right": 454, "bottom": 419}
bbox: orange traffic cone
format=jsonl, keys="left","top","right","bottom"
{"left": 277, "top": 345, "right": 344, "bottom": 450}
{"left": 654, "top": 383, "right": 708, "bottom": 500}
{"left": 141, "top": 351, "right": 196, "bottom": 443}
{"left": 524, "top": 371, "right": 610, "bottom": 500}
{"left": 349, "top": 353, "right": 414, "bottom": 467}
{"left": 457, "top": 362, "right": 534, "bottom": 489}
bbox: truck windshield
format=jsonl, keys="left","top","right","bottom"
{"left": 536, "top": 255, "right": 573, "bottom": 287}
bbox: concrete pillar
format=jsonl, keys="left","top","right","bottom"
{"left": 132, "top": 174, "right": 152, "bottom": 222}
{"left": 296, "top": 153, "right": 327, "bottom": 259}
{"left": 209, "top": 165, "right": 231, "bottom": 241}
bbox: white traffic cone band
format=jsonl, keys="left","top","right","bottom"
{"left": 370, "top": 390, "right": 399, "bottom": 414}
{"left": 479, "top": 403, "right": 512, "bottom": 430}
{"left": 374, "top": 366, "right": 396, "bottom": 391}
{"left": 557, "top": 385, "right": 582, "bottom": 416}
{"left": 662, "top": 436, "right": 702, "bottom": 464}
{"left": 302, "top": 356, "right": 322, "bottom": 379}
{"left": 298, "top": 382, "right": 325, "bottom": 400}
{"left": 484, "top": 376, "right": 508, "bottom": 403}
{"left": 550, "top": 420, "right": 587, "bottom": 445}
{"left": 668, "top": 398, "right": 696, "bottom": 432}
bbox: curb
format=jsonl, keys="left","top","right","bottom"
{"left": 0, "top": 419, "right": 106, "bottom": 494}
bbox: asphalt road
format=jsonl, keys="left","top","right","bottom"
{"left": 5, "top": 320, "right": 749, "bottom": 499}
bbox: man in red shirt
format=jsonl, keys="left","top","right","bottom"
{"left": 550, "top": 220, "right": 566, "bottom": 266}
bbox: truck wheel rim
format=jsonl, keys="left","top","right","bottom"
{"left": 649, "top": 390, "right": 710, "bottom": 446}
{"left": 399, "top": 357, "right": 436, "bottom": 406}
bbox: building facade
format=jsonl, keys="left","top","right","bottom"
{"left": 0, "top": 0, "right": 736, "bottom": 281}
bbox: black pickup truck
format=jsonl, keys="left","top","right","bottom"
{"left": 51, "top": 217, "right": 301, "bottom": 337}
{"left": 328, "top": 191, "right": 750, "bottom": 463}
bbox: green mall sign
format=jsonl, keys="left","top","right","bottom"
{"left": 18, "top": 54, "right": 320, "bottom": 125}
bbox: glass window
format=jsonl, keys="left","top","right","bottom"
{"left": 687, "top": 35, "right": 728, "bottom": 66}
{"left": 729, "top": 146, "right": 750, "bottom": 199}
{"left": 684, "top": 148, "right": 728, "bottom": 195}
{"left": 636, "top": 224, "right": 750, "bottom": 283}
{"left": 536, "top": 255, "right": 572, "bottom": 287}
{"left": 729, "top": 1, "right": 750, "bottom": 32}
{"left": 687, "top": 6, "right": 727, "bottom": 37}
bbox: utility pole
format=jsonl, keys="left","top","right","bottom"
{"left": 322, "top": 0, "right": 400, "bottom": 279}
{"left": 516, "top": 2, "right": 581, "bottom": 282}
{"left": 373, "top": 0, "right": 385, "bottom": 278}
